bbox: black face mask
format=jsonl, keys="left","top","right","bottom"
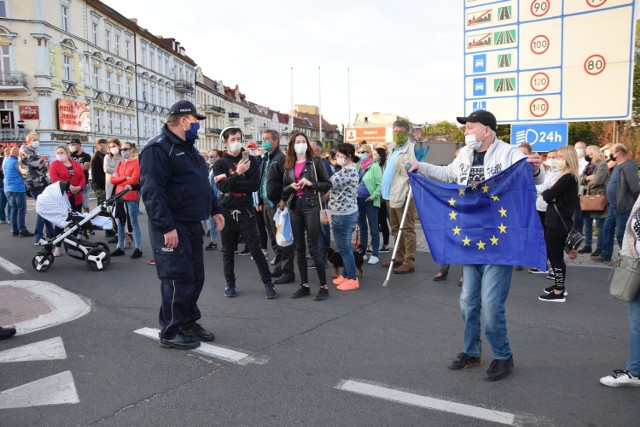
{"left": 585, "top": 155, "right": 592, "bottom": 163}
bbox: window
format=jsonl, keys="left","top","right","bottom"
{"left": 93, "top": 64, "right": 100, "bottom": 90}
{"left": 108, "top": 111, "right": 113, "bottom": 134}
{"left": 141, "top": 79, "right": 148, "bottom": 101}
{"left": 95, "top": 109, "right": 102, "bottom": 133}
{"left": 140, "top": 43, "right": 147, "bottom": 67}
{"left": 105, "top": 28, "right": 111, "bottom": 51}
{"left": 152, "top": 117, "right": 157, "bottom": 135}
{"left": 149, "top": 47, "right": 155, "bottom": 70}
{"left": 126, "top": 76, "right": 131, "bottom": 98}
{"left": 164, "top": 55, "right": 169, "bottom": 76}
{"left": 0, "top": 1, "right": 6, "bottom": 18}
{"left": 124, "top": 114, "right": 130, "bottom": 135}
{"left": 115, "top": 72, "right": 121, "bottom": 95}
{"left": 62, "top": 54, "right": 71, "bottom": 81}
{"left": 115, "top": 34, "right": 120, "bottom": 57}
{"left": 105, "top": 69, "right": 111, "bottom": 92}
{"left": 125, "top": 39, "right": 130, "bottom": 60}
{"left": 61, "top": 5, "right": 69, "bottom": 32}
{"left": 92, "top": 22, "right": 99, "bottom": 45}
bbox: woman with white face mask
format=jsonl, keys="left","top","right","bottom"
{"left": 281, "top": 132, "right": 332, "bottom": 300}
{"left": 104, "top": 138, "right": 123, "bottom": 200}
{"left": 355, "top": 143, "right": 383, "bottom": 265}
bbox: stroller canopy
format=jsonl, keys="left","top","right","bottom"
{"left": 36, "top": 182, "right": 71, "bottom": 228}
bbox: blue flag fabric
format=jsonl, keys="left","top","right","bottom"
{"left": 408, "top": 159, "right": 547, "bottom": 270}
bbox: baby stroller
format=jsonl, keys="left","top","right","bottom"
{"left": 32, "top": 181, "right": 129, "bottom": 272}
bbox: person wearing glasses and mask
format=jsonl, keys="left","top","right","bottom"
{"left": 140, "top": 101, "right": 225, "bottom": 351}
{"left": 356, "top": 143, "right": 383, "bottom": 265}
{"left": 110, "top": 142, "right": 142, "bottom": 259}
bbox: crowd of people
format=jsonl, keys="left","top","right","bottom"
{"left": 1, "top": 103, "right": 639, "bottom": 388}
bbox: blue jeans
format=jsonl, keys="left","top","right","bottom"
{"left": 357, "top": 198, "right": 380, "bottom": 257}
{"left": 82, "top": 185, "right": 90, "bottom": 209}
{"left": 117, "top": 201, "right": 142, "bottom": 250}
{"left": 29, "top": 187, "right": 55, "bottom": 241}
{"left": 602, "top": 204, "right": 631, "bottom": 260}
{"left": 460, "top": 264, "right": 513, "bottom": 360}
{"left": 208, "top": 216, "right": 218, "bottom": 244}
{"left": 627, "top": 290, "right": 640, "bottom": 376}
{"left": 583, "top": 211, "right": 605, "bottom": 249}
{"left": 318, "top": 223, "right": 331, "bottom": 251}
{"left": 332, "top": 211, "right": 358, "bottom": 279}
{"left": 6, "top": 191, "right": 26, "bottom": 232}
{"left": 0, "top": 187, "right": 6, "bottom": 221}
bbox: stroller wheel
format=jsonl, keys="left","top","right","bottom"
{"left": 86, "top": 247, "right": 110, "bottom": 271}
{"left": 32, "top": 252, "right": 54, "bottom": 272}
{"left": 96, "top": 242, "right": 110, "bottom": 254}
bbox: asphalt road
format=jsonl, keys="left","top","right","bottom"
{"left": 0, "top": 202, "right": 638, "bottom": 426}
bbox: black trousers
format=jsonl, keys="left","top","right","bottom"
{"left": 290, "top": 197, "right": 327, "bottom": 286}
{"left": 263, "top": 204, "right": 295, "bottom": 278}
{"left": 221, "top": 208, "right": 272, "bottom": 285}
{"left": 150, "top": 221, "right": 204, "bottom": 339}
{"left": 255, "top": 206, "right": 268, "bottom": 250}
{"left": 545, "top": 226, "right": 568, "bottom": 290}
{"left": 378, "top": 199, "right": 390, "bottom": 246}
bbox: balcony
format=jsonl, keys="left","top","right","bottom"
{"left": 175, "top": 79, "right": 194, "bottom": 93}
{"left": 204, "top": 104, "right": 226, "bottom": 116}
{"left": 0, "top": 72, "right": 28, "bottom": 91}
{"left": 228, "top": 112, "right": 240, "bottom": 119}
{"left": 205, "top": 127, "right": 222, "bottom": 135}
{"left": 244, "top": 117, "right": 254, "bottom": 124}
{"left": 0, "top": 128, "right": 32, "bottom": 141}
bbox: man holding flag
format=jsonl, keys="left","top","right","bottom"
{"left": 408, "top": 110, "right": 544, "bottom": 381}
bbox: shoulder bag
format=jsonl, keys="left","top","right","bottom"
{"left": 608, "top": 256, "right": 640, "bottom": 301}
{"left": 311, "top": 159, "right": 331, "bottom": 225}
{"left": 553, "top": 204, "right": 584, "bottom": 259}
{"left": 579, "top": 185, "right": 607, "bottom": 212}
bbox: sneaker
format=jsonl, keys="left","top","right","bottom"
{"left": 448, "top": 352, "right": 483, "bottom": 370}
{"left": 0, "top": 220, "right": 8, "bottom": 224}
{"left": 224, "top": 284, "right": 236, "bottom": 298}
{"left": 546, "top": 273, "right": 555, "bottom": 280}
{"left": 379, "top": 246, "right": 390, "bottom": 253}
{"left": 307, "top": 259, "right": 317, "bottom": 269}
{"left": 270, "top": 258, "right": 276, "bottom": 265}
{"left": 368, "top": 255, "right": 379, "bottom": 265}
{"left": 205, "top": 242, "right": 218, "bottom": 251}
{"left": 337, "top": 278, "right": 359, "bottom": 291}
{"left": 543, "top": 285, "right": 568, "bottom": 296}
{"left": 35, "top": 238, "right": 49, "bottom": 246}
{"left": 483, "top": 356, "right": 514, "bottom": 381}
{"left": 264, "top": 282, "right": 278, "bottom": 299}
{"left": 538, "top": 291, "right": 566, "bottom": 302}
{"left": 240, "top": 247, "right": 250, "bottom": 256}
{"left": 159, "top": 332, "right": 200, "bottom": 350}
{"left": 528, "top": 268, "right": 547, "bottom": 274}
{"left": 11, "top": 230, "right": 18, "bottom": 236}
{"left": 291, "top": 285, "right": 311, "bottom": 299}
{"left": 147, "top": 259, "right": 156, "bottom": 265}
{"left": 313, "top": 287, "right": 329, "bottom": 301}
{"left": 180, "top": 323, "right": 215, "bottom": 342}
{"left": 600, "top": 370, "right": 640, "bottom": 387}
{"left": 578, "top": 245, "right": 592, "bottom": 254}
{"left": 19, "top": 230, "right": 34, "bottom": 237}
{"left": 131, "top": 248, "right": 143, "bottom": 259}
{"left": 53, "top": 247, "right": 63, "bottom": 257}
{"left": 591, "top": 248, "right": 602, "bottom": 257}
{"left": 111, "top": 248, "right": 125, "bottom": 256}
{"left": 332, "top": 275, "right": 346, "bottom": 286}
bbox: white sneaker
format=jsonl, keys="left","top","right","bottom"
{"left": 368, "top": 255, "right": 379, "bottom": 265}
{"left": 600, "top": 370, "right": 640, "bottom": 387}
{"left": 53, "top": 247, "right": 63, "bottom": 257}
{"left": 35, "top": 238, "right": 49, "bottom": 246}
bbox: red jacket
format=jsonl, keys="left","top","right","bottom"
{"left": 49, "top": 160, "right": 86, "bottom": 205}
{"left": 110, "top": 159, "right": 140, "bottom": 201}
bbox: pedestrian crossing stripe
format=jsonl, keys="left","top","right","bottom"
{"left": 0, "top": 337, "right": 66, "bottom": 363}
{"left": 0, "top": 371, "right": 79, "bottom": 409}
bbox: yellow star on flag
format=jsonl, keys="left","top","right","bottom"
{"left": 490, "top": 195, "right": 500, "bottom": 202}
{"left": 490, "top": 235, "right": 499, "bottom": 245}
{"left": 462, "top": 236, "right": 471, "bottom": 246}
{"left": 471, "top": 184, "right": 478, "bottom": 191}
{"left": 498, "top": 223, "right": 507, "bottom": 234}
{"left": 499, "top": 207, "right": 507, "bottom": 217}
{"left": 452, "top": 226, "right": 461, "bottom": 235}
{"left": 449, "top": 210, "right": 458, "bottom": 220}
{"left": 482, "top": 184, "right": 490, "bottom": 193}
{"left": 448, "top": 197, "right": 456, "bottom": 207}
{"left": 476, "top": 240, "right": 486, "bottom": 250}
{"left": 458, "top": 188, "right": 466, "bottom": 196}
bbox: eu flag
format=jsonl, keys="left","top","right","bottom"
{"left": 408, "top": 159, "right": 547, "bottom": 270}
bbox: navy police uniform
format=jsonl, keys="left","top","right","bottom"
{"left": 140, "top": 125, "right": 223, "bottom": 340}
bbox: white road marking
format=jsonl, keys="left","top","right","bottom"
{"left": 0, "top": 337, "right": 67, "bottom": 363}
{"left": 1, "top": 280, "right": 91, "bottom": 335}
{"left": 134, "top": 327, "right": 268, "bottom": 365}
{"left": 0, "top": 371, "right": 79, "bottom": 409}
{"left": 0, "top": 256, "right": 25, "bottom": 275}
{"left": 336, "top": 379, "right": 516, "bottom": 426}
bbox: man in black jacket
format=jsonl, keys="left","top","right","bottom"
{"left": 90, "top": 139, "right": 107, "bottom": 205}
{"left": 260, "top": 129, "right": 295, "bottom": 284}
{"left": 213, "top": 126, "right": 277, "bottom": 299}
{"left": 140, "top": 101, "right": 225, "bottom": 350}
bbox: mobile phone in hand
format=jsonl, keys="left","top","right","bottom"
{"left": 242, "top": 150, "right": 250, "bottom": 161}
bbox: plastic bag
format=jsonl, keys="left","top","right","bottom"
{"left": 274, "top": 207, "right": 294, "bottom": 247}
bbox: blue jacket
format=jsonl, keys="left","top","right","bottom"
{"left": 2, "top": 156, "right": 25, "bottom": 193}
{"left": 139, "top": 125, "right": 223, "bottom": 234}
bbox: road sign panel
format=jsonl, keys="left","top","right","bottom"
{"left": 511, "top": 123, "right": 568, "bottom": 152}
{"left": 473, "top": 54, "right": 487, "bottom": 73}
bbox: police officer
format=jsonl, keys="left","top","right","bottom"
{"left": 140, "top": 101, "right": 224, "bottom": 350}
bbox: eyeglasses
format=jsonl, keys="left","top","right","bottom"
{"left": 357, "top": 151, "right": 367, "bottom": 154}
{"left": 121, "top": 148, "right": 130, "bottom": 152}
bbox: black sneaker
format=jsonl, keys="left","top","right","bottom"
{"left": 19, "top": 230, "right": 34, "bottom": 237}
{"left": 307, "top": 260, "right": 317, "bottom": 269}
{"left": 578, "top": 245, "right": 592, "bottom": 254}
{"left": 131, "top": 248, "right": 142, "bottom": 259}
{"left": 538, "top": 291, "right": 566, "bottom": 302}
{"left": 483, "top": 356, "right": 514, "bottom": 381}
{"left": 448, "top": 352, "right": 483, "bottom": 370}
{"left": 291, "top": 285, "right": 311, "bottom": 299}
{"left": 591, "top": 248, "right": 602, "bottom": 257}
{"left": 313, "top": 287, "right": 329, "bottom": 301}
{"left": 379, "top": 246, "right": 390, "bottom": 253}
{"left": 159, "top": 332, "right": 201, "bottom": 350}
{"left": 546, "top": 272, "right": 555, "bottom": 280}
{"left": 205, "top": 242, "right": 218, "bottom": 251}
{"left": 111, "top": 248, "right": 125, "bottom": 256}
{"left": 274, "top": 275, "right": 295, "bottom": 285}
{"left": 264, "top": 282, "right": 278, "bottom": 299}
{"left": 543, "top": 285, "right": 568, "bottom": 296}
{"left": 224, "top": 284, "right": 237, "bottom": 297}
{"left": 240, "top": 247, "right": 250, "bottom": 255}
{"left": 180, "top": 323, "right": 215, "bottom": 342}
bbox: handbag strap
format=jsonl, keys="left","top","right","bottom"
{"left": 553, "top": 204, "right": 570, "bottom": 233}
{"left": 310, "top": 158, "right": 325, "bottom": 209}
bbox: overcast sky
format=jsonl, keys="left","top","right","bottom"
{"left": 102, "top": 0, "right": 464, "bottom": 127}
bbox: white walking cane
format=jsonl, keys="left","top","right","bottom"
{"left": 382, "top": 186, "right": 413, "bottom": 287}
